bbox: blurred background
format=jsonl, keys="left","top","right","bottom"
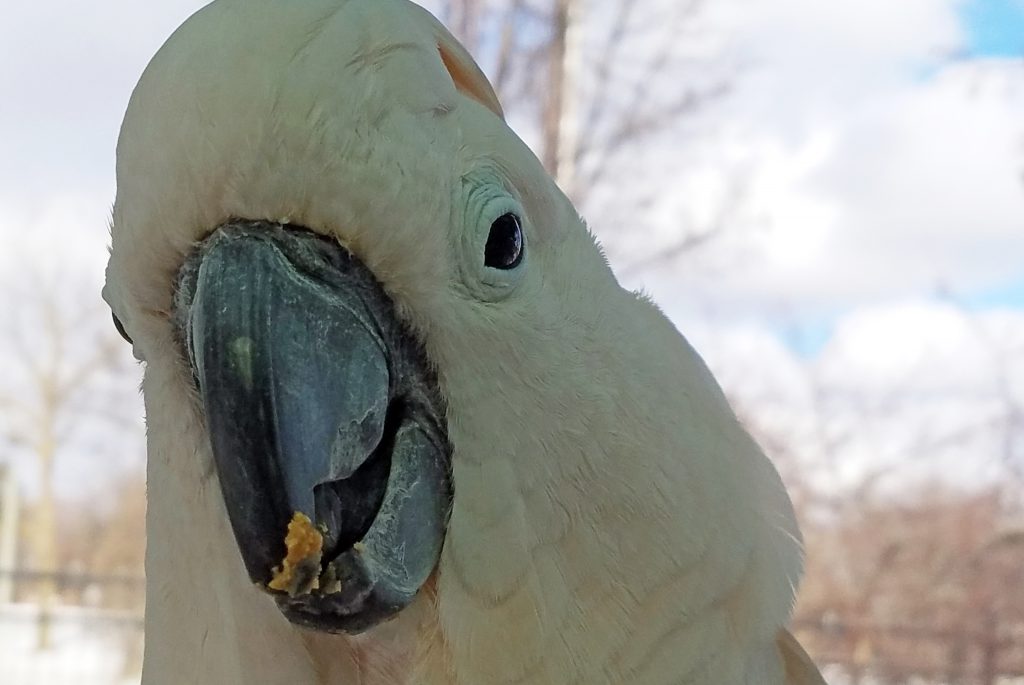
{"left": 1, "top": 0, "right": 1022, "bottom": 683}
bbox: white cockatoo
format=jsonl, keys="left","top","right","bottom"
{"left": 103, "top": 0, "right": 826, "bottom": 683}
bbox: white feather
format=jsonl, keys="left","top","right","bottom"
{"left": 104, "top": 1, "right": 823, "bottom": 682}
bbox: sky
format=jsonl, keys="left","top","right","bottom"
{"left": 962, "top": 0, "right": 1024, "bottom": 56}
{"left": 0, "top": 0, "right": 1022, "bottom": 497}
{"left": 628, "top": 0, "right": 1024, "bottom": 321}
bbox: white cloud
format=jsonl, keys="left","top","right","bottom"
{"left": 0, "top": 1, "right": 206, "bottom": 206}
{"left": 0, "top": 0, "right": 208, "bottom": 289}
{"left": 0, "top": 188, "right": 115, "bottom": 282}
{"left": 817, "top": 302, "right": 1003, "bottom": 392}
{"left": 617, "top": 0, "right": 1024, "bottom": 319}
{"left": 684, "top": 300, "right": 1024, "bottom": 498}
{"left": 713, "top": 0, "right": 964, "bottom": 124}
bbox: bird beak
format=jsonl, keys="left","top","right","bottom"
{"left": 174, "top": 221, "right": 451, "bottom": 634}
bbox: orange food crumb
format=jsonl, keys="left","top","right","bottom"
{"left": 267, "top": 512, "right": 324, "bottom": 595}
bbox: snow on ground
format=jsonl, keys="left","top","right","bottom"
{"left": 0, "top": 603, "right": 141, "bottom": 685}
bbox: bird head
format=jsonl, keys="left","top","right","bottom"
{"left": 105, "top": 0, "right": 806, "bottom": 680}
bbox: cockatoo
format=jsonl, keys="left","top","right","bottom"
{"left": 103, "top": 0, "right": 825, "bottom": 683}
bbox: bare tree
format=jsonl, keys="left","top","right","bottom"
{"left": 0, "top": 268, "right": 142, "bottom": 648}
{"left": 789, "top": 487, "right": 1024, "bottom": 684}
{"left": 431, "top": 0, "right": 735, "bottom": 261}
{"left": 713, "top": 303, "right": 1024, "bottom": 682}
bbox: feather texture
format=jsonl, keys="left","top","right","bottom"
{"left": 103, "top": 0, "right": 823, "bottom": 682}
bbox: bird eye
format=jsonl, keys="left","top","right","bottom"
{"left": 483, "top": 213, "right": 523, "bottom": 270}
{"left": 112, "top": 312, "right": 133, "bottom": 345}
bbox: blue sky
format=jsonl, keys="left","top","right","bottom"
{"left": 962, "top": 278, "right": 1024, "bottom": 310}
{"left": 961, "top": 0, "right": 1024, "bottom": 56}
{"left": 931, "top": 1, "right": 1024, "bottom": 321}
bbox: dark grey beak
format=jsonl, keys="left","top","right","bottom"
{"left": 174, "top": 221, "right": 451, "bottom": 634}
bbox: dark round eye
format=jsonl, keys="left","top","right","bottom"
{"left": 484, "top": 213, "right": 524, "bottom": 270}
{"left": 112, "top": 312, "right": 133, "bottom": 345}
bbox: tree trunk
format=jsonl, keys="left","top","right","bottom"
{"left": 34, "top": 420, "right": 58, "bottom": 649}
{"left": 543, "top": 0, "right": 582, "bottom": 193}
{"left": 979, "top": 612, "right": 999, "bottom": 685}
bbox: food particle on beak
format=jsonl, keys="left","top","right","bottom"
{"left": 268, "top": 512, "right": 324, "bottom": 596}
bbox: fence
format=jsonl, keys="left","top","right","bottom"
{"left": 796, "top": 617, "right": 1024, "bottom": 685}
{"left": 0, "top": 570, "right": 144, "bottom": 685}
{"left": 3, "top": 570, "right": 1023, "bottom": 685}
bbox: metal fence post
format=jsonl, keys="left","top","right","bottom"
{"left": 0, "top": 464, "right": 19, "bottom": 603}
